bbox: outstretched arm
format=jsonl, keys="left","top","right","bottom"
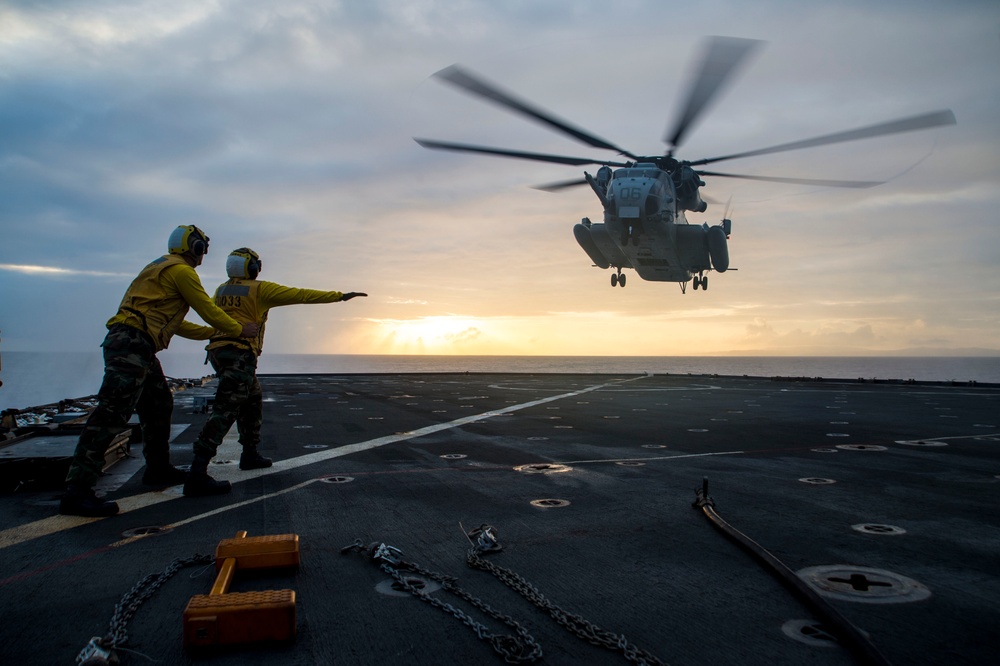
{"left": 257, "top": 282, "right": 367, "bottom": 308}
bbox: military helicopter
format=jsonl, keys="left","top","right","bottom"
{"left": 415, "top": 37, "right": 956, "bottom": 293}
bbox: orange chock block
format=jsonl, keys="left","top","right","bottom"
{"left": 214, "top": 533, "right": 300, "bottom": 572}
{"left": 183, "top": 589, "right": 296, "bottom": 648}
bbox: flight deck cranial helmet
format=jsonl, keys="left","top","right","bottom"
{"left": 168, "top": 225, "right": 210, "bottom": 256}
{"left": 227, "top": 248, "right": 262, "bottom": 279}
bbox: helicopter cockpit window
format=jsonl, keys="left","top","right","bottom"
{"left": 644, "top": 183, "right": 664, "bottom": 215}
{"left": 644, "top": 194, "right": 659, "bottom": 215}
{"left": 614, "top": 168, "right": 659, "bottom": 180}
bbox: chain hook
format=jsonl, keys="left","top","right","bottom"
{"left": 76, "top": 635, "right": 116, "bottom": 665}
{"left": 371, "top": 542, "right": 404, "bottom": 566}
{"left": 339, "top": 538, "right": 366, "bottom": 555}
{"left": 467, "top": 524, "right": 503, "bottom": 554}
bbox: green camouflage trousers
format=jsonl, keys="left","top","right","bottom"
{"left": 66, "top": 325, "right": 174, "bottom": 487}
{"left": 192, "top": 346, "right": 262, "bottom": 459}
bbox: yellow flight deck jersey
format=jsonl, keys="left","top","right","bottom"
{"left": 207, "top": 279, "right": 344, "bottom": 356}
{"left": 107, "top": 255, "right": 245, "bottom": 352}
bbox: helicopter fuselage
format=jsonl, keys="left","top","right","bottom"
{"left": 573, "top": 163, "right": 729, "bottom": 289}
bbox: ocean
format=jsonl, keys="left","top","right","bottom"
{"left": 2, "top": 351, "right": 999, "bottom": 412}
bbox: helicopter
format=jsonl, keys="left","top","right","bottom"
{"left": 415, "top": 37, "right": 956, "bottom": 293}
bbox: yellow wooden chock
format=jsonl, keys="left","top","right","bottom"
{"left": 183, "top": 531, "right": 300, "bottom": 650}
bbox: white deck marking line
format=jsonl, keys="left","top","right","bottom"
{"left": 895, "top": 432, "right": 1000, "bottom": 444}
{"left": 0, "top": 376, "right": 644, "bottom": 550}
{"left": 557, "top": 450, "right": 745, "bottom": 465}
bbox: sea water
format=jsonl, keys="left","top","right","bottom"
{"left": 2, "top": 351, "right": 998, "bottom": 411}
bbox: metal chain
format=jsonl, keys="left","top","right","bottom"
{"left": 342, "top": 540, "right": 543, "bottom": 664}
{"left": 465, "top": 525, "right": 669, "bottom": 666}
{"left": 76, "top": 553, "right": 214, "bottom": 664}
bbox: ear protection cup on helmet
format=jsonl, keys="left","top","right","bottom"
{"left": 169, "top": 225, "right": 210, "bottom": 256}
{"left": 189, "top": 233, "right": 207, "bottom": 256}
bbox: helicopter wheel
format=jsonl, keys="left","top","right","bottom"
{"left": 702, "top": 276, "right": 708, "bottom": 290}
{"left": 619, "top": 273, "right": 626, "bottom": 287}
{"left": 692, "top": 278, "right": 699, "bottom": 291}
{"left": 611, "top": 273, "right": 618, "bottom": 287}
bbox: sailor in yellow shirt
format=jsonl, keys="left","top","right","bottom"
{"left": 60, "top": 226, "right": 259, "bottom": 517}
{"left": 183, "top": 248, "right": 366, "bottom": 497}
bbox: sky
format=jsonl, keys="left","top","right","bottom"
{"left": 1, "top": 0, "right": 998, "bottom": 359}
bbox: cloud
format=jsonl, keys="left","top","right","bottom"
{"left": 0, "top": 263, "right": 130, "bottom": 278}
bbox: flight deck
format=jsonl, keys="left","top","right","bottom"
{"left": 1, "top": 372, "right": 998, "bottom": 665}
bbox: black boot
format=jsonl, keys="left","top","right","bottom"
{"left": 239, "top": 446, "right": 272, "bottom": 470}
{"left": 60, "top": 484, "right": 119, "bottom": 517}
{"left": 183, "top": 455, "right": 231, "bottom": 497}
{"left": 142, "top": 463, "right": 188, "bottom": 486}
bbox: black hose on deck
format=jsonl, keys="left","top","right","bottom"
{"left": 692, "top": 478, "right": 893, "bottom": 666}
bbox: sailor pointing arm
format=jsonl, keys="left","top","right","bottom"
{"left": 182, "top": 247, "right": 366, "bottom": 496}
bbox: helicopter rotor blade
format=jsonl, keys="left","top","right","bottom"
{"left": 414, "top": 138, "right": 629, "bottom": 167}
{"left": 531, "top": 177, "right": 589, "bottom": 192}
{"left": 698, "top": 170, "right": 884, "bottom": 188}
{"left": 691, "top": 109, "right": 957, "bottom": 166}
{"left": 664, "top": 36, "right": 763, "bottom": 153}
{"left": 433, "top": 65, "right": 640, "bottom": 160}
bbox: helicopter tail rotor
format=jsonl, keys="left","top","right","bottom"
{"left": 721, "top": 196, "right": 733, "bottom": 238}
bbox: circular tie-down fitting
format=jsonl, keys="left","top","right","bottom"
{"left": 642, "top": 444, "right": 666, "bottom": 449}
{"left": 799, "top": 477, "right": 837, "bottom": 485}
{"left": 514, "top": 463, "right": 573, "bottom": 475}
{"left": 781, "top": 619, "right": 842, "bottom": 648}
{"left": 797, "top": 565, "right": 931, "bottom": 604}
{"left": 375, "top": 575, "right": 442, "bottom": 598}
{"left": 530, "top": 498, "right": 571, "bottom": 508}
{"left": 852, "top": 523, "right": 907, "bottom": 536}
{"left": 303, "top": 444, "right": 329, "bottom": 449}
{"left": 121, "top": 525, "right": 173, "bottom": 538}
{"left": 440, "top": 453, "right": 467, "bottom": 460}
{"left": 835, "top": 444, "right": 888, "bottom": 452}
{"left": 320, "top": 476, "right": 355, "bottom": 484}
{"left": 615, "top": 461, "right": 646, "bottom": 467}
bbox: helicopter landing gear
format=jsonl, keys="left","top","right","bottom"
{"left": 611, "top": 269, "right": 626, "bottom": 287}
{"left": 692, "top": 274, "right": 708, "bottom": 290}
